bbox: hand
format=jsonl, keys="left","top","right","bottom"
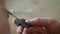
{"left": 16, "top": 26, "right": 47, "bottom": 34}
{"left": 14, "top": 17, "right": 60, "bottom": 34}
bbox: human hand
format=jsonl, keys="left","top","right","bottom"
{"left": 14, "top": 17, "right": 60, "bottom": 34}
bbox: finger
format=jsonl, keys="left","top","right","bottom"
{"left": 16, "top": 26, "right": 24, "bottom": 34}
{"left": 25, "top": 17, "right": 57, "bottom": 27}
{"left": 25, "top": 18, "right": 41, "bottom": 27}
{"left": 13, "top": 18, "right": 16, "bottom": 25}
{"left": 22, "top": 27, "right": 32, "bottom": 34}
{"left": 31, "top": 27, "right": 47, "bottom": 34}
{"left": 22, "top": 27, "right": 48, "bottom": 34}
{"left": 40, "top": 27, "right": 48, "bottom": 34}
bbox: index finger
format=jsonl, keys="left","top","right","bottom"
{"left": 25, "top": 17, "right": 57, "bottom": 27}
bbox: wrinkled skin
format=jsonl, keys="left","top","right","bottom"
{"left": 14, "top": 17, "right": 60, "bottom": 34}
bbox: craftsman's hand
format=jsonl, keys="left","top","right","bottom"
{"left": 14, "top": 17, "right": 60, "bottom": 34}
{"left": 16, "top": 26, "right": 47, "bottom": 34}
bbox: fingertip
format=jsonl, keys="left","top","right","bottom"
{"left": 12, "top": 18, "right": 17, "bottom": 25}
{"left": 25, "top": 19, "right": 32, "bottom": 23}
{"left": 22, "top": 27, "right": 32, "bottom": 34}
{"left": 22, "top": 28, "right": 28, "bottom": 34}
{"left": 16, "top": 26, "right": 24, "bottom": 34}
{"left": 25, "top": 18, "right": 38, "bottom": 23}
{"left": 25, "top": 20, "right": 30, "bottom": 22}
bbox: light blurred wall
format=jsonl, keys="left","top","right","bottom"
{"left": 5, "top": 0, "right": 60, "bottom": 34}
{"left": 5, "top": 0, "right": 60, "bottom": 19}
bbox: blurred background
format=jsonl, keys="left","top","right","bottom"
{"left": 5, "top": 0, "right": 60, "bottom": 34}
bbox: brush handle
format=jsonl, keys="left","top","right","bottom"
{"left": 15, "top": 18, "right": 31, "bottom": 28}
{"left": 6, "top": 11, "right": 31, "bottom": 28}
